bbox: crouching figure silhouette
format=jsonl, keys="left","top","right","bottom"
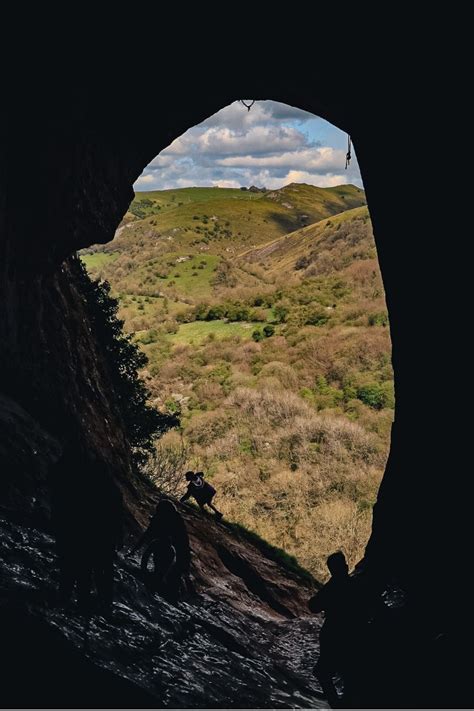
{"left": 180, "top": 471, "right": 223, "bottom": 519}
{"left": 129, "top": 499, "right": 191, "bottom": 601}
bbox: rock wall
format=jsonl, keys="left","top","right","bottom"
{"left": 2, "top": 78, "right": 449, "bottom": 578}
{"left": 0, "top": 255, "right": 154, "bottom": 528}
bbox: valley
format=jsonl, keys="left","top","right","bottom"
{"left": 81, "top": 183, "right": 393, "bottom": 580}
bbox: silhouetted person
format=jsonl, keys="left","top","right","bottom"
{"left": 50, "top": 445, "right": 123, "bottom": 612}
{"left": 129, "top": 499, "right": 191, "bottom": 601}
{"left": 85, "top": 460, "right": 123, "bottom": 610}
{"left": 180, "top": 471, "right": 223, "bottom": 519}
{"left": 308, "top": 551, "right": 355, "bottom": 707}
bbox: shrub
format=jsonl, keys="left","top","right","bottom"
{"left": 274, "top": 304, "right": 289, "bottom": 323}
{"left": 368, "top": 311, "right": 389, "bottom": 326}
{"left": 357, "top": 382, "right": 393, "bottom": 409}
{"left": 304, "top": 308, "right": 329, "bottom": 326}
{"left": 206, "top": 305, "right": 225, "bottom": 321}
{"left": 74, "top": 258, "right": 176, "bottom": 463}
{"left": 295, "top": 255, "right": 310, "bottom": 270}
{"left": 143, "top": 439, "right": 190, "bottom": 496}
{"left": 263, "top": 324, "right": 275, "bottom": 338}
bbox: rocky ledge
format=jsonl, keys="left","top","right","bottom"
{"left": 0, "top": 506, "right": 328, "bottom": 709}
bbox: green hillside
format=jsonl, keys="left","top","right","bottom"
{"left": 81, "top": 183, "right": 367, "bottom": 320}
{"left": 80, "top": 183, "right": 392, "bottom": 581}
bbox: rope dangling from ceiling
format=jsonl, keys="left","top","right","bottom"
{"left": 239, "top": 100, "right": 256, "bottom": 112}
{"left": 345, "top": 135, "right": 352, "bottom": 169}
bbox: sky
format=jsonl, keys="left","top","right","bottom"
{"left": 134, "top": 100, "right": 362, "bottom": 192}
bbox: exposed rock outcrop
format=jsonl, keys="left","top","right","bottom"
{"left": 0, "top": 506, "right": 327, "bottom": 709}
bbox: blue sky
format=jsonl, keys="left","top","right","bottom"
{"left": 134, "top": 100, "right": 362, "bottom": 192}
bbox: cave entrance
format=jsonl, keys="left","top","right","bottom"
{"left": 80, "top": 100, "right": 393, "bottom": 581}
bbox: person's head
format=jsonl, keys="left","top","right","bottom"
{"left": 156, "top": 499, "right": 178, "bottom": 522}
{"left": 327, "top": 551, "right": 348, "bottom": 577}
{"left": 185, "top": 471, "right": 195, "bottom": 481}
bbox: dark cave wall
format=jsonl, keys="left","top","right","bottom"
{"left": 0, "top": 253, "right": 154, "bottom": 528}
{"left": 2, "top": 76, "right": 453, "bottom": 599}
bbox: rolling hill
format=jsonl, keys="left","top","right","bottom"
{"left": 80, "top": 183, "right": 392, "bottom": 580}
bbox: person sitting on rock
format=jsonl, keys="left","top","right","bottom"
{"left": 179, "top": 471, "right": 223, "bottom": 520}
{"left": 128, "top": 499, "right": 191, "bottom": 601}
{"left": 308, "top": 551, "right": 357, "bottom": 707}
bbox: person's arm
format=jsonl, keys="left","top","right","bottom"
{"left": 308, "top": 588, "right": 326, "bottom": 613}
{"left": 180, "top": 486, "right": 192, "bottom": 504}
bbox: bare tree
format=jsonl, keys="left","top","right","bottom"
{"left": 143, "top": 439, "right": 190, "bottom": 496}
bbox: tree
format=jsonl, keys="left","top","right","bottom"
{"left": 143, "top": 439, "right": 190, "bottom": 496}
{"left": 75, "top": 257, "right": 177, "bottom": 462}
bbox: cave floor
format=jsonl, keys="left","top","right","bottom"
{"left": 0, "top": 513, "right": 328, "bottom": 708}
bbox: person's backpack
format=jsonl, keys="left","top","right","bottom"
{"left": 203, "top": 480, "right": 216, "bottom": 497}
{"left": 193, "top": 474, "right": 216, "bottom": 498}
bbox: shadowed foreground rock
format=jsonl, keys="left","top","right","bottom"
{"left": 0, "top": 507, "right": 328, "bottom": 709}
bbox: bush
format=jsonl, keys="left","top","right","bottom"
{"left": 295, "top": 255, "right": 310, "bottom": 270}
{"left": 206, "top": 305, "right": 225, "bottom": 321}
{"left": 143, "top": 439, "right": 190, "bottom": 496}
{"left": 357, "top": 382, "right": 393, "bottom": 409}
{"left": 368, "top": 311, "right": 389, "bottom": 326}
{"left": 304, "top": 308, "right": 329, "bottom": 326}
{"left": 137, "top": 329, "right": 159, "bottom": 345}
{"left": 263, "top": 324, "right": 275, "bottom": 338}
{"left": 252, "top": 329, "right": 263, "bottom": 342}
{"left": 274, "top": 304, "right": 289, "bottom": 323}
{"left": 74, "top": 258, "right": 177, "bottom": 463}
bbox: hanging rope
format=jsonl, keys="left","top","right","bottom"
{"left": 345, "top": 135, "right": 352, "bottom": 169}
{"left": 239, "top": 99, "right": 256, "bottom": 112}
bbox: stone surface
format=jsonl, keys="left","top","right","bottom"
{"left": 0, "top": 510, "right": 328, "bottom": 709}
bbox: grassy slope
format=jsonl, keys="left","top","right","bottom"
{"left": 81, "top": 183, "right": 367, "bottom": 311}
{"left": 240, "top": 206, "right": 370, "bottom": 272}
{"left": 167, "top": 320, "right": 261, "bottom": 345}
{"left": 88, "top": 184, "right": 366, "bottom": 257}
{"left": 81, "top": 251, "right": 119, "bottom": 269}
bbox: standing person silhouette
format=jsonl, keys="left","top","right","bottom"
{"left": 308, "top": 551, "right": 356, "bottom": 707}
{"left": 180, "top": 471, "right": 223, "bottom": 519}
{"left": 50, "top": 445, "right": 123, "bottom": 612}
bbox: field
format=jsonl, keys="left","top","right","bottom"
{"left": 81, "top": 252, "right": 119, "bottom": 269}
{"left": 167, "top": 320, "right": 261, "bottom": 345}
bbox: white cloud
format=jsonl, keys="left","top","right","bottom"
{"left": 135, "top": 173, "right": 156, "bottom": 185}
{"left": 195, "top": 124, "right": 310, "bottom": 156}
{"left": 134, "top": 100, "right": 362, "bottom": 192}
{"left": 211, "top": 179, "right": 241, "bottom": 189}
{"left": 147, "top": 154, "right": 175, "bottom": 167}
{"left": 216, "top": 147, "right": 345, "bottom": 173}
{"left": 283, "top": 171, "right": 349, "bottom": 188}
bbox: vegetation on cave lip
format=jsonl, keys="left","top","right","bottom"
{"left": 74, "top": 257, "right": 177, "bottom": 462}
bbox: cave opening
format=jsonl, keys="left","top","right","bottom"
{"left": 2, "top": 71, "right": 466, "bottom": 708}
{"left": 79, "top": 100, "right": 393, "bottom": 581}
